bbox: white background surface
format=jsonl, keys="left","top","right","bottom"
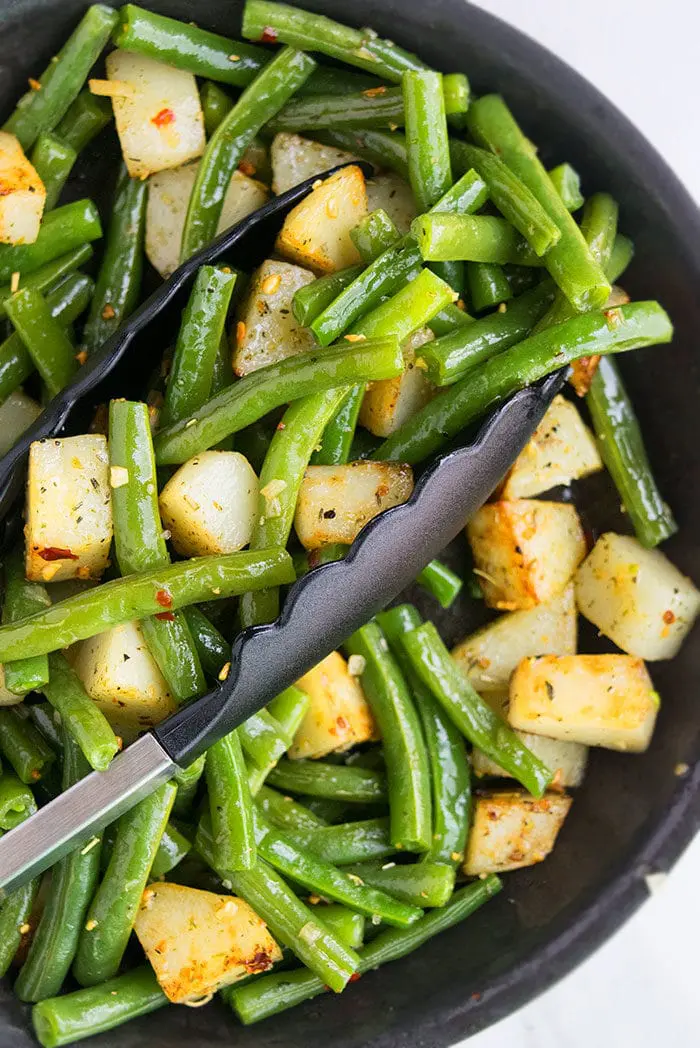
{"left": 461, "top": 2, "right": 700, "bottom": 1045}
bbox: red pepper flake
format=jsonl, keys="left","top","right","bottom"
{"left": 336, "top": 716, "right": 349, "bottom": 731}
{"left": 155, "top": 588, "right": 173, "bottom": 608}
{"left": 238, "top": 160, "right": 256, "bottom": 176}
{"left": 155, "top": 611, "right": 176, "bottom": 622}
{"left": 28, "top": 78, "right": 42, "bottom": 91}
{"left": 276, "top": 421, "right": 286, "bottom": 431}
{"left": 363, "top": 85, "right": 387, "bottom": 97}
{"left": 151, "top": 107, "right": 175, "bottom": 128}
{"left": 260, "top": 25, "right": 278, "bottom": 43}
{"left": 36, "top": 546, "right": 78, "bottom": 561}
{"left": 470, "top": 991, "right": 482, "bottom": 1001}
{"left": 663, "top": 610, "right": 676, "bottom": 624}
{"left": 246, "top": 950, "right": 274, "bottom": 974}
{"left": 349, "top": 972, "right": 362, "bottom": 983}
{"left": 101, "top": 303, "right": 116, "bottom": 320}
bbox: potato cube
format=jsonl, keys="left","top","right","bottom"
{"left": 467, "top": 499, "right": 586, "bottom": 610}
{"left": 452, "top": 584, "right": 576, "bottom": 692}
{"left": 146, "top": 163, "right": 269, "bottom": 277}
{"left": 290, "top": 651, "right": 378, "bottom": 759}
{"left": 276, "top": 165, "right": 367, "bottom": 273}
{"left": 359, "top": 328, "right": 435, "bottom": 438}
{"left": 294, "top": 461, "right": 414, "bottom": 550}
{"left": 0, "top": 390, "right": 41, "bottom": 456}
{"left": 365, "top": 172, "right": 417, "bottom": 234}
{"left": 159, "top": 451, "right": 258, "bottom": 558}
{"left": 575, "top": 532, "right": 700, "bottom": 660}
{"left": 463, "top": 790, "right": 572, "bottom": 875}
{"left": 0, "top": 132, "right": 46, "bottom": 245}
{"left": 270, "top": 132, "right": 359, "bottom": 195}
{"left": 72, "top": 620, "right": 176, "bottom": 742}
{"left": 105, "top": 50, "right": 205, "bottom": 179}
{"left": 509, "top": 654, "right": 659, "bottom": 752}
{"left": 233, "top": 258, "right": 316, "bottom": 375}
{"left": 134, "top": 882, "right": 282, "bottom": 1003}
{"left": 501, "top": 395, "right": 602, "bottom": 498}
{"left": 25, "top": 435, "right": 112, "bottom": 583}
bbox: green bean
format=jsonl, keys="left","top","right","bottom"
{"left": 229, "top": 876, "right": 501, "bottom": 1023}
{"left": 403, "top": 71, "right": 451, "bottom": 215}
{"left": 503, "top": 263, "right": 540, "bottom": 296}
{"left": 5, "top": 287, "right": 77, "bottom": 397}
{"left": 239, "top": 387, "right": 347, "bottom": 627}
{"left": 54, "top": 90, "right": 112, "bottom": 152}
{"left": 0, "top": 199, "right": 102, "bottom": 284}
{"left": 415, "top": 558, "right": 463, "bottom": 608}
{"left": 182, "top": 606, "right": 229, "bottom": 678}
{"left": 267, "top": 686, "right": 309, "bottom": 741}
{"left": 443, "top": 72, "right": 470, "bottom": 117}
{"left": 588, "top": 357, "right": 676, "bottom": 546}
{"left": 298, "top": 66, "right": 386, "bottom": 97}
{"left": 420, "top": 280, "right": 555, "bottom": 386}
{"left": 428, "top": 302, "right": 474, "bottom": 336}
{"left": 292, "top": 543, "right": 349, "bottom": 578}
{"left": 30, "top": 134, "right": 77, "bottom": 210}
{"left": 345, "top": 860, "right": 454, "bottom": 908}
{"left": 0, "top": 549, "right": 295, "bottom": 663}
{"left": 150, "top": 821, "right": 192, "bottom": 878}
{"left": 268, "top": 758, "right": 387, "bottom": 804}
{"left": 181, "top": 46, "right": 316, "bottom": 260}
{"left": 376, "top": 300, "right": 672, "bottom": 464}
{"left": 0, "top": 244, "right": 93, "bottom": 321}
{"left": 345, "top": 623, "right": 431, "bottom": 852}
{"left": 0, "top": 878, "right": 39, "bottom": 978}
{"left": 292, "top": 266, "right": 364, "bottom": 327}
{"left": 73, "top": 781, "right": 176, "bottom": 986}
{"left": 3, "top": 5, "right": 118, "bottom": 150}
{"left": 0, "top": 707, "right": 55, "bottom": 783}
{"left": 82, "top": 168, "right": 147, "bottom": 353}
{"left": 0, "top": 770, "right": 36, "bottom": 831}
{"left": 291, "top": 817, "right": 394, "bottom": 865}
{"left": 42, "top": 653, "right": 119, "bottom": 771}
{"left": 256, "top": 820, "right": 422, "bottom": 927}
{"left": 200, "top": 80, "right": 233, "bottom": 136}
{"left": 113, "top": 5, "right": 268, "bottom": 88}
{"left": 196, "top": 820, "right": 359, "bottom": 991}
{"left": 351, "top": 208, "right": 400, "bottom": 263}
{"left": 310, "top": 388, "right": 365, "bottom": 467}
{"left": 268, "top": 86, "right": 406, "bottom": 134}
{"left": 466, "top": 262, "right": 512, "bottom": 312}
{"left": 256, "top": 785, "right": 326, "bottom": 835}
{"left": 316, "top": 128, "right": 410, "bottom": 180}
{"left": 413, "top": 213, "right": 540, "bottom": 266}
{"left": 402, "top": 622, "right": 552, "bottom": 797}
{"left": 154, "top": 332, "right": 402, "bottom": 462}
{"left": 32, "top": 966, "right": 167, "bottom": 1048}
{"left": 549, "top": 162, "right": 584, "bottom": 211}
{"left": 109, "top": 399, "right": 206, "bottom": 703}
{"left": 160, "top": 266, "right": 237, "bottom": 428}
{"left": 2, "top": 545, "right": 51, "bottom": 694}
{"left": 318, "top": 904, "right": 364, "bottom": 949}
{"left": 239, "top": 709, "right": 290, "bottom": 771}
{"left": 15, "top": 733, "right": 102, "bottom": 1002}
{"left": 242, "top": 1, "right": 427, "bottom": 83}
{"left": 608, "top": 234, "right": 634, "bottom": 281}
{"left": 351, "top": 267, "right": 455, "bottom": 339}
{"left": 172, "top": 755, "right": 206, "bottom": 818}
{"left": 206, "top": 730, "right": 256, "bottom": 871}
{"left": 28, "top": 703, "right": 62, "bottom": 753}
{"left": 467, "top": 95, "right": 611, "bottom": 309}
{"left": 300, "top": 797, "right": 353, "bottom": 824}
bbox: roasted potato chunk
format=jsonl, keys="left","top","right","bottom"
{"left": 365, "top": 172, "right": 417, "bottom": 234}
{"left": 276, "top": 165, "right": 367, "bottom": 273}
{"left": 359, "top": 328, "right": 435, "bottom": 438}
{"left": 463, "top": 790, "right": 572, "bottom": 875}
{"left": 270, "top": 132, "right": 358, "bottom": 194}
{"left": 233, "top": 258, "right": 315, "bottom": 375}
{"left": 0, "top": 131, "right": 45, "bottom": 244}
{"left": 290, "top": 651, "right": 378, "bottom": 759}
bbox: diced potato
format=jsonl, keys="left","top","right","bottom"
{"left": 146, "top": 162, "right": 269, "bottom": 277}
{"left": 467, "top": 499, "right": 586, "bottom": 610}
{"left": 233, "top": 259, "right": 315, "bottom": 375}
{"left": 463, "top": 790, "right": 572, "bottom": 875}
{"left": 270, "top": 132, "right": 359, "bottom": 195}
{"left": 575, "top": 532, "right": 700, "bottom": 661}
{"left": 452, "top": 584, "right": 576, "bottom": 692}
{"left": 294, "top": 461, "right": 414, "bottom": 550}
{"left": 0, "top": 131, "right": 45, "bottom": 245}
{"left": 72, "top": 620, "right": 176, "bottom": 742}
{"left": 159, "top": 451, "right": 258, "bottom": 558}
{"left": 134, "top": 882, "right": 281, "bottom": 1003}
{"left": 0, "top": 666, "right": 27, "bottom": 705}
{"left": 276, "top": 165, "right": 367, "bottom": 273}
{"left": 290, "top": 651, "right": 378, "bottom": 759}
{"left": 501, "top": 395, "right": 602, "bottom": 498}
{"left": 471, "top": 690, "right": 587, "bottom": 787}
{"left": 0, "top": 390, "right": 41, "bottom": 456}
{"left": 359, "top": 328, "right": 435, "bottom": 438}
{"left": 509, "top": 653, "right": 659, "bottom": 752}
{"left": 365, "top": 172, "right": 417, "bottom": 234}
{"left": 25, "top": 435, "right": 112, "bottom": 583}
{"left": 105, "top": 50, "right": 205, "bottom": 179}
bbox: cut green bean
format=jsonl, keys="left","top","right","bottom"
{"left": 182, "top": 606, "right": 229, "bottom": 678}
{"left": 15, "top": 732, "right": 102, "bottom": 1002}
{"left": 298, "top": 66, "right": 386, "bottom": 97}
{"left": 351, "top": 209, "right": 400, "bottom": 263}
{"left": 42, "top": 653, "right": 119, "bottom": 771}
{"left": 292, "top": 265, "right": 364, "bottom": 327}
{"left": 0, "top": 244, "right": 93, "bottom": 321}
{"left": 242, "top": 1, "right": 426, "bottom": 83}
{"left": 549, "top": 162, "right": 584, "bottom": 211}
{"left": 413, "top": 213, "right": 540, "bottom": 266}
{"left": 376, "top": 300, "right": 672, "bottom": 464}
{"left": 32, "top": 966, "right": 167, "bottom": 1048}
{"left": 206, "top": 729, "right": 256, "bottom": 870}
{"left": 300, "top": 797, "right": 353, "bottom": 824}
{"left": 345, "top": 623, "right": 431, "bottom": 852}
{"left": 181, "top": 46, "right": 316, "bottom": 260}
{"left": 5, "top": 287, "right": 78, "bottom": 397}
{"left": 256, "top": 785, "right": 326, "bottom": 835}
{"left": 317, "top": 905, "right": 365, "bottom": 949}
{"left": 0, "top": 199, "right": 102, "bottom": 284}
{"left": 2, "top": 545, "right": 51, "bottom": 694}
{"left": 416, "top": 558, "right": 463, "bottom": 608}
{"left": 150, "top": 821, "right": 192, "bottom": 878}
{"left": 267, "top": 686, "right": 310, "bottom": 741}
{"left": 200, "top": 80, "right": 234, "bottom": 136}
{"left": 30, "top": 134, "right": 77, "bottom": 210}
{"left": 466, "top": 262, "right": 512, "bottom": 312}
{"left": 27, "top": 703, "right": 62, "bottom": 753}
{"left": 0, "top": 707, "right": 55, "bottom": 783}
{"left": 467, "top": 95, "right": 610, "bottom": 309}
{"left": 0, "top": 877, "right": 39, "bottom": 978}
{"left": 283, "top": 816, "right": 394, "bottom": 866}
{"left": 443, "top": 72, "right": 470, "bottom": 117}
{"left": 310, "top": 388, "right": 365, "bottom": 467}
{"left": 239, "top": 709, "right": 290, "bottom": 771}
{"left": 3, "top": 5, "right": 119, "bottom": 150}
{"left": 316, "top": 128, "right": 409, "bottom": 180}
{"left": 0, "top": 770, "right": 36, "bottom": 831}
{"left": 54, "top": 89, "right": 112, "bottom": 152}
{"left": 503, "top": 264, "right": 540, "bottom": 296}
{"left": 0, "top": 549, "right": 295, "bottom": 663}
{"left": 268, "top": 758, "right": 387, "bottom": 804}
{"left": 345, "top": 860, "right": 454, "bottom": 908}
{"left": 269, "top": 86, "right": 405, "bottom": 133}
{"left": 608, "top": 234, "right": 634, "bottom": 282}
{"left": 230, "top": 876, "right": 501, "bottom": 1023}
{"left": 109, "top": 399, "right": 206, "bottom": 703}
{"left": 173, "top": 755, "right": 206, "bottom": 818}
{"left": 73, "top": 781, "right": 176, "bottom": 986}
{"left": 428, "top": 302, "right": 474, "bottom": 336}
{"left": 403, "top": 71, "right": 451, "bottom": 214}
{"left": 82, "top": 167, "right": 147, "bottom": 353}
